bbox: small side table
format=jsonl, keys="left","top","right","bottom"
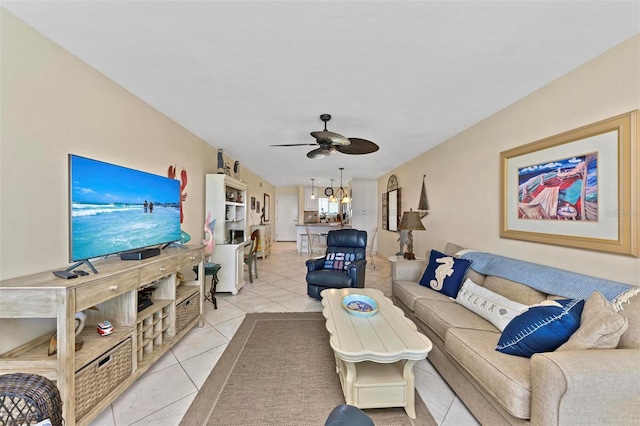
{"left": 387, "top": 255, "right": 426, "bottom": 263}
{"left": 193, "top": 263, "right": 221, "bottom": 309}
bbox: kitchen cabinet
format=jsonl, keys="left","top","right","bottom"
{"left": 350, "top": 179, "right": 378, "bottom": 253}
{"left": 304, "top": 187, "right": 319, "bottom": 210}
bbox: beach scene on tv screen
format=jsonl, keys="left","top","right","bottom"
{"left": 71, "top": 156, "right": 181, "bottom": 261}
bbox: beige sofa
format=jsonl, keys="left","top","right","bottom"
{"left": 391, "top": 243, "right": 640, "bottom": 425}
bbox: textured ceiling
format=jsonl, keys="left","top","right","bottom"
{"left": 3, "top": 1, "right": 639, "bottom": 187}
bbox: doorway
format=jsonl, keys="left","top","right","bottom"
{"left": 275, "top": 195, "right": 298, "bottom": 241}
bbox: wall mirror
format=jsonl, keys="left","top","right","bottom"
{"left": 387, "top": 188, "right": 401, "bottom": 231}
{"left": 384, "top": 175, "right": 401, "bottom": 231}
{"left": 263, "top": 194, "right": 270, "bottom": 222}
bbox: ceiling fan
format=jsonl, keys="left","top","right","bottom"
{"left": 271, "top": 114, "right": 380, "bottom": 159}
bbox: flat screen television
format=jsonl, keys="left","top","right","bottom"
{"left": 68, "top": 154, "right": 181, "bottom": 272}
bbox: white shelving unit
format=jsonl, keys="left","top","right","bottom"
{"left": 205, "top": 174, "right": 249, "bottom": 294}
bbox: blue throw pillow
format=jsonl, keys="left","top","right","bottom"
{"left": 496, "top": 298, "right": 585, "bottom": 358}
{"left": 324, "top": 252, "right": 356, "bottom": 270}
{"left": 418, "top": 249, "right": 472, "bottom": 298}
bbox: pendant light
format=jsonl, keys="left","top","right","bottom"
{"left": 310, "top": 178, "right": 316, "bottom": 200}
{"left": 339, "top": 167, "right": 351, "bottom": 204}
{"left": 328, "top": 179, "right": 338, "bottom": 203}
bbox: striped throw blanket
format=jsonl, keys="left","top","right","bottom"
{"left": 460, "top": 251, "right": 639, "bottom": 310}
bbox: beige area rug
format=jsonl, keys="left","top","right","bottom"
{"left": 181, "top": 312, "right": 437, "bottom": 426}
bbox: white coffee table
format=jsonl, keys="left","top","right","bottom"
{"left": 321, "top": 288, "right": 432, "bottom": 419}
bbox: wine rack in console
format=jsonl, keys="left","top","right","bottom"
{"left": 0, "top": 246, "right": 204, "bottom": 426}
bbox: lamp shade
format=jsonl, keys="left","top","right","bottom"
{"left": 399, "top": 209, "right": 426, "bottom": 231}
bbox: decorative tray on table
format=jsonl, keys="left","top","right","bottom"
{"left": 342, "top": 294, "right": 379, "bottom": 317}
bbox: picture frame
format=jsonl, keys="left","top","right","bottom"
{"left": 256, "top": 201, "right": 260, "bottom": 213}
{"left": 263, "top": 194, "right": 270, "bottom": 223}
{"left": 382, "top": 192, "right": 388, "bottom": 230}
{"left": 500, "top": 110, "right": 638, "bottom": 257}
{"left": 383, "top": 175, "right": 400, "bottom": 232}
{"left": 251, "top": 196, "right": 256, "bottom": 210}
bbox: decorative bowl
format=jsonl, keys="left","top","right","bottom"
{"left": 342, "top": 294, "right": 379, "bottom": 317}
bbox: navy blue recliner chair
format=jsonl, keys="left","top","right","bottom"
{"left": 306, "top": 229, "right": 367, "bottom": 300}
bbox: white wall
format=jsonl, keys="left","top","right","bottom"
{"left": 377, "top": 34, "right": 640, "bottom": 286}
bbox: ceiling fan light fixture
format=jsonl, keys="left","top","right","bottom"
{"left": 272, "top": 114, "right": 378, "bottom": 159}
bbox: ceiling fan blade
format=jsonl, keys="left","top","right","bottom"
{"left": 307, "top": 146, "right": 336, "bottom": 159}
{"left": 270, "top": 143, "right": 318, "bottom": 147}
{"left": 310, "top": 130, "right": 351, "bottom": 146}
{"left": 336, "top": 138, "right": 380, "bottom": 155}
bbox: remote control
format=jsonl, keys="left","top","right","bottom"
{"left": 53, "top": 270, "right": 78, "bottom": 279}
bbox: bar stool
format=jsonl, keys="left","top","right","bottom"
{"left": 306, "top": 226, "right": 326, "bottom": 257}
{"left": 193, "top": 262, "right": 221, "bottom": 309}
{"left": 300, "top": 232, "right": 310, "bottom": 254}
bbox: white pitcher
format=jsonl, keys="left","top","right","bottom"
{"left": 74, "top": 311, "right": 86, "bottom": 336}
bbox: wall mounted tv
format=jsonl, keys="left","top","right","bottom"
{"left": 68, "top": 154, "right": 181, "bottom": 273}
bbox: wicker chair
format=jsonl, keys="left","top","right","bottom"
{"left": 0, "top": 373, "right": 63, "bottom": 426}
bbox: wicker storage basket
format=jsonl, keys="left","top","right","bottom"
{"left": 176, "top": 291, "right": 200, "bottom": 332}
{"left": 75, "top": 338, "right": 132, "bottom": 421}
{"left": 0, "top": 373, "right": 63, "bottom": 426}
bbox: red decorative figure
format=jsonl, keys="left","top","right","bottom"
{"left": 168, "top": 165, "right": 188, "bottom": 223}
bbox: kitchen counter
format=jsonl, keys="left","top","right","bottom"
{"left": 296, "top": 224, "right": 351, "bottom": 253}
{"left": 297, "top": 223, "right": 348, "bottom": 227}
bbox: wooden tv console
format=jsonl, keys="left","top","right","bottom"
{"left": 0, "top": 246, "right": 204, "bottom": 425}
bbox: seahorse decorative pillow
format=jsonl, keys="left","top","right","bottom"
{"left": 419, "top": 249, "right": 472, "bottom": 298}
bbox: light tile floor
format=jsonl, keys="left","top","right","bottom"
{"left": 91, "top": 242, "right": 479, "bottom": 426}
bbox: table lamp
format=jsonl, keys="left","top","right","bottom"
{"left": 399, "top": 208, "right": 426, "bottom": 260}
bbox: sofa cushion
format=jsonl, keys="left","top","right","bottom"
{"left": 445, "top": 328, "right": 532, "bottom": 419}
{"left": 444, "top": 243, "right": 486, "bottom": 285}
{"left": 415, "top": 298, "right": 497, "bottom": 341}
{"left": 557, "top": 291, "right": 628, "bottom": 351}
{"left": 419, "top": 249, "right": 472, "bottom": 298}
{"left": 444, "top": 242, "right": 467, "bottom": 256}
{"left": 496, "top": 299, "right": 585, "bottom": 358}
{"left": 618, "top": 293, "right": 640, "bottom": 349}
{"left": 392, "top": 280, "right": 454, "bottom": 311}
{"left": 455, "top": 278, "right": 528, "bottom": 331}
{"left": 482, "top": 276, "right": 547, "bottom": 306}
